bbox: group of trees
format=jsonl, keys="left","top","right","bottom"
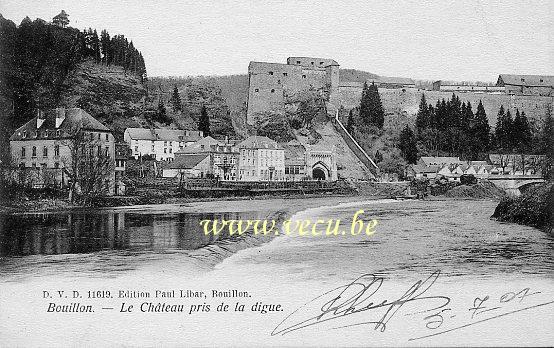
{"left": 412, "top": 94, "right": 491, "bottom": 161}
{"left": 494, "top": 106, "right": 532, "bottom": 154}
{"left": 0, "top": 13, "right": 147, "bottom": 135}
{"left": 81, "top": 28, "right": 146, "bottom": 80}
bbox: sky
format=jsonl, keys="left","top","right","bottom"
{"left": 1, "top": 0, "right": 552, "bottom": 82}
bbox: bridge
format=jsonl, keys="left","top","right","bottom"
{"left": 487, "top": 175, "right": 545, "bottom": 196}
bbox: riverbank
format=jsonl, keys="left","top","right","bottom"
{"left": 492, "top": 182, "right": 553, "bottom": 234}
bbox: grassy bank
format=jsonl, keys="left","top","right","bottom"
{"left": 492, "top": 182, "right": 553, "bottom": 234}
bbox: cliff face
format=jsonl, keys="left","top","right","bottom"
{"left": 492, "top": 182, "right": 553, "bottom": 234}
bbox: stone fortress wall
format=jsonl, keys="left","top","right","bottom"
{"left": 246, "top": 57, "right": 339, "bottom": 124}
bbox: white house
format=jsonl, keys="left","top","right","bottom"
{"left": 124, "top": 128, "right": 203, "bottom": 161}
{"left": 237, "top": 136, "right": 285, "bottom": 181}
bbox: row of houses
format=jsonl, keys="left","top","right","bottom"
{"left": 409, "top": 156, "right": 545, "bottom": 180}
{"left": 159, "top": 136, "right": 338, "bottom": 182}
{"left": 7, "top": 107, "right": 339, "bottom": 196}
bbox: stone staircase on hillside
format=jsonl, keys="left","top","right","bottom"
{"left": 295, "top": 121, "right": 375, "bottom": 180}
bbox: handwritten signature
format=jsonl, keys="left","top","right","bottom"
{"left": 271, "top": 270, "right": 554, "bottom": 341}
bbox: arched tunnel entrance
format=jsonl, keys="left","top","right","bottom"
{"left": 312, "top": 167, "right": 327, "bottom": 180}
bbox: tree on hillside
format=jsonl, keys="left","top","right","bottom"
{"left": 398, "top": 125, "right": 418, "bottom": 164}
{"left": 198, "top": 104, "right": 210, "bottom": 137}
{"left": 100, "top": 29, "right": 111, "bottom": 65}
{"left": 52, "top": 10, "right": 69, "bottom": 28}
{"left": 512, "top": 109, "right": 532, "bottom": 173}
{"left": 170, "top": 86, "right": 183, "bottom": 112}
{"left": 471, "top": 100, "right": 490, "bottom": 157}
{"left": 156, "top": 98, "right": 169, "bottom": 124}
{"left": 359, "top": 82, "right": 384, "bottom": 128}
{"left": 346, "top": 109, "right": 355, "bottom": 133}
{"left": 495, "top": 105, "right": 513, "bottom": 152}
{"left": 92, "top": 29, "right": 101, "bottom": 63}
{"left": 415, "top": 94, "right": 429, "bottom": 133}
{"left": 374, "top": 150, "right": 383, "bottom": 163}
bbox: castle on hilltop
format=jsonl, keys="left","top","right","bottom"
{"left": 246, "top": 57, "right": 340, "bottom": 124}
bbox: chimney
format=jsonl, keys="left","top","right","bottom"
{"left": 36, "top": 109, "right": 45, "bottom": 129}
{"left": 55, "top": 107, "right": 66, "bottom": 128}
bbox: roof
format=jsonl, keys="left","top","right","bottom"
{"left": 10, "top": 108, "right": 110, "bottom": 141}
{"left": 125, "top": 128, "right": 203, "bottom": 142}
{"left": 237, "top": 136, "right": 283, "bottom": 150}
{"left": 419, "top": 156, "right": 463, "bottom": 166}
{"left": 411, "top": 164, "right": 439, "bottom": 174}
{"left": 169, "top": 154, "right": 209, "bottom": 169}
{"left": 497, "top": 74, "right": 554, "bottom": 87}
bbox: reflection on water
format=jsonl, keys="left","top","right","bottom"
{"left": 0, "top": 210, "right": 260, "bottom": 257}
{"left": 0, "top": 199, "right": 552, "bottom": 282}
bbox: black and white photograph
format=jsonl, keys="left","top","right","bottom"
{"left": 0, "top": 1, "right": 552, "bottom": 346}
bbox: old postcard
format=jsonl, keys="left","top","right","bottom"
{"left": 0, "top": 1, "right": 552, "bottom": 346}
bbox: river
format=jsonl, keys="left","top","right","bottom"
{"left": 0, "top": 197, "right": 553, "bottom": 346}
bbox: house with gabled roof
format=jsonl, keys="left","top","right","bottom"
{"left": 123, "top": 128, "right": 203, "bottom": 161}
{"left": 9, "top": 107, "right": 115, "bottom": 194}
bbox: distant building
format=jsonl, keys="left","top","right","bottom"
{"left": 367, "top": 76, "right": 416, "bottom": 89}
{"left": 9, "top": 107, "right": 115, "bottom": 193}
{"left": 432, "top": 80, "right": 504, "bottom": 93}
{"left": 418, "top": 156, "right": 463, "bottom": 167}
{"left": 496, "top": 74, "right": 553, "bottom": 96}
{"left": 237, "top": 136, "right": 285, "bottom": 181}
{"left": 114, "top": 142, "right": 131, "bottom": 194}
{"left": 169, "top": 136, "right": 239, "bottom": 180}
{"left": 123, "top": 128, "right": 203, "bottom": 161}
{"left": 162, "top": 153, "right": 211, "bottom": 179}
{"left": 408, "top": 164, "right": 439, "bottom": 179}
{"left": 283, "top": 142, "right": 307, "bottom": 181}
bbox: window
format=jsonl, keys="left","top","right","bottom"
{"left": 319, "top": 62, "right": 323, "bottom": 65}
{"left": 21, "top": 147, "right": 26, "bottom": 158}
{"left": 296, "top": 60, "right": 301, "bottom": 64}
{"left": 521, "top": 78, "right": 525, "bottom": 82}
{"left": 54, "top": 162, "right": 59, "bottom": 169}
{"left": 151, "top": 145, "right": 155, "bottom": 151}
{"left": 43, "top": 131, "right": 48, "bottom": 138}
{"left": 271, "top": 89, "right": 275, "bottom": 93}
{"left": 169, "top": 148, "right": 172, "bottom": 153}
{"left": 268, "top": 71, "right": 273, "bottom": 75}
{"left": 540, "top": 79, "right": 544, "bottom": 83}
{"left": 97, "top": 145, "right": 102, "bottom": 156}
{"left": 56, "top": 130, "right": 60, "bottom": 137}
{"left": 54, "top": 145, "right": 60, "bottom": 157}
{"left": 283, "top": 72, "right": 288, "bottom": 77}
{"left": 164, "top": 148, "right": 167, "bottom": 153}
{"left": 22, "top": 130, "right": 27, "bottom": 138}
{"left": 32, "top": 146, "right": 37, "bottom": 157}
{"left": 43, "top": 146, "right": 48, "bottom": 157}
{"left": 105, "top": 146, "right": 109, "bottom": 156}
{"left": 98, "top": 133, "right": 101, "bottom": 140}
{"left": 164, "top": 141, "right": 167, "bottom": 146}
{"left": 255, "top": 88, "right": 259, "bottom": 92}
{"left": 311, "top": 61, "right": 314, "bottom": 65}
{"left": 105, "top": 134, "right": 109, "bottom": 141}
